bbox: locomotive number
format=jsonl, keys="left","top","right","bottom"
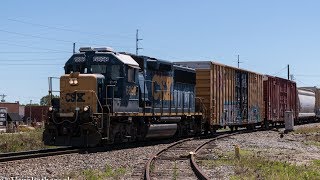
{"left": 65, "top": 92, "right": 85, "bottom": 102}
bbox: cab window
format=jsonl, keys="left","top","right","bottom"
{"left": 111, "top": 65, "right": 120, "bottom": 80}
{"left": 128, "top": 67, "right": 135, "bottom": 82}
{"left": 91, "top": 65, "right": 107, "bottom": 73}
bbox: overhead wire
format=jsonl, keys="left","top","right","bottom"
{"left": 6, "top": 18, "right": 135, "bottom": 39}
{"left": 0, "top": 29, "right": 132, "bottom": 48}
{"left": 0, "top": 41, "right": 71, "bottom": 53}
{"left": 0, "top": 58, "right": 64, "bottom": 61}
{"left": 271, "top": 65, "right": 288, "bottom": 76}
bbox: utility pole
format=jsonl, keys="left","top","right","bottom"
{"left": 0, "top": 94, "right": 6, "bottom": 102}
{"left": 29, "top": 100, "right": 32, "bottom": 125}
{"left": 73, "top": 43, "right": 76, "bottom": 54}
{"left": 136, "top": 29, "right": 143, "bottom": 55}
{"left": 237, "top": 55, "right": 243, "bottom": 68}
{"left": 287, "top": 64, "right": 290, "bottom": 80}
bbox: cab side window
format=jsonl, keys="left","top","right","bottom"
{"left": 111, "top": 65, "right": 120, "bottom": 80}
{"left": 128, "top": 67, "right": 135, "bottom": 82}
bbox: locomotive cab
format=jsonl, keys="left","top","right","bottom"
{"left": 44, "top": 47, "right": 141, "bottom": 146}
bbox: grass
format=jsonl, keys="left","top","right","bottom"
{"left": 173, "top": 161, "right": 178, "bottom": 180}
{"left": 0, "top": 128, "right": 50, "bottom": 153}
{"left": 80, "top": 165, "right": 126, "bottom": 180}
{"left": 294, "top": 126, "right": 320, "bottom": 134}
{"left": 304, "top": 140, "right": 320, "bottom": 147}
{"left": 198, "top": 149, "right": 320, "bottom": 179}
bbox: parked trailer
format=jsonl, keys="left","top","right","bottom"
{"left": 297, "top": 88, "right": 316, "bottom": 121}
{"left": 263, "top": 75, "right": 297, "bottom": 126}
{"left": 174, "top": 61, "right": 264, "bottom": 131}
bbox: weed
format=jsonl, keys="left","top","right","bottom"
{"left": 294, "top": 126, "right": 320, "bottom": 134}
{"left": 83, "top": 169, "right": 99, "bottom": 180}
{"left": 199, "top": 149, "right": 320, "bottom": 179}
{"left": 173, "top": 161, "right": 178, "bottom": 180}
{"left": 0, "top": 128, "right": 50, "bottom": 153}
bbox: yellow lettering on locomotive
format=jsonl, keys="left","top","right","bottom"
{"left": 152, "top": 75, "right": 173, "bottom": 100}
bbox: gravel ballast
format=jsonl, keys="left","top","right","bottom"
{"left": 0, "top": 123, "right": 319, "bottom": 179}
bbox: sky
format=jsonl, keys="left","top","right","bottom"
{"left": 0, "top": 0, "right": 320, "bottom": 104}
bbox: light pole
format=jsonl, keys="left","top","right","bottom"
{"left": 29, "top": 100, "right": 32, "bottom": 125}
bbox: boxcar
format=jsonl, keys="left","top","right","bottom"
{"left": 175, "top": 61, "right": 264, "bottom": 131}
{"left": 263, "top": 75, "right": 297, "bottom": 126}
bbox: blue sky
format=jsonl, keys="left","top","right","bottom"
{"left": 0, "top": 0, "right": 319, "bottom": 104}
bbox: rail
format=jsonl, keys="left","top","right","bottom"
{"left": 144, "top": 138, "right": 194, "bottom": 180}
{"left": 0, "top": 147, "right": 79, "bottom": 163}
{"left": 144, "top": 131, "right": 249, "bottom": 180}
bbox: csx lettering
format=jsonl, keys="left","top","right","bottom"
{"left": 65, "top": 92, "right": 85, "bottom": 102}
{"left": 152, "top": 75, "right": 173, "bottom": 101}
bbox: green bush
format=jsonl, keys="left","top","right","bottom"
{"left": 0, "top": 128, "right": 48, "bottom": 153}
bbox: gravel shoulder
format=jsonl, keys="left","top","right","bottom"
{"left": 197, "top": 123, "right": 320, "bottom": 179}
{"left": 0, "top": 141, "right": 173, "bottom": 179}
{"left": 1, "top": 123, "right": 319, "bottom": 179}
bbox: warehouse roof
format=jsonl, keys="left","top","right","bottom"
{"left": 7, "top": 113, "right": 22, "bottom": 121}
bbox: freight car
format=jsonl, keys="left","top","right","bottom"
{"left": 263, "top": 75, "right": 297, "bottom": 127}
{"left": 174, "top": 61, "right": 264, "bottom": 131}
{"left": 298, "top": 87, "right": 320, "bottom": 120}
{"left": 43, "top": 47, "right": 204, "bottom": 146}
{"left": 296, "top": 88, "right": 316, "bottom": 123}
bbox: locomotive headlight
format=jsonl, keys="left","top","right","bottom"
{"left": 48, "top": 106, "right": 53, "bottom": 112}
{"left": 84, "top": 106, "right": 90, "bottom": 112}
{"left": 69, "top": 78, "right": 78, "bottom": 85}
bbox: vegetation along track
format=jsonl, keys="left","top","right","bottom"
{"left": 144, "top": 132, "right": 242, "bottom": 180}
{"left": 0, "top": 147, "right": 80, "bottom": 163}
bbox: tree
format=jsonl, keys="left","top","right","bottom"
{"left": 40, "top": 94, "right": 59, "bottom": 106}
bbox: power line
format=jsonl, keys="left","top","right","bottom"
{"left": 0, "top": 63, "right": 61, "bottom": 66}
{"left": 271, "top": 65, "right": 288, "bottom": 76}
{"left": 0, "top": 29, "right": 132, "bottom": 48}
{"left": 6, "top": 18, "right": 135, "bottom": 39}
{"left": 294, "top": 74, "right": 320, "bottom": 77}
{"left": 0, "top": 58, "right": 64, "bottom": 61}
{"left": 0, "top": 51, "right": 69, "bottom": 54}
{"left": 0, "top": 41, "right": 70, "bottom": 53}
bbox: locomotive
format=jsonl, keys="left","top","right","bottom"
{"left": 43, "top": 47, "right": 319, "bottom": 147}
{"left": 43, "top": 47, "right": 204, "bottom": 146}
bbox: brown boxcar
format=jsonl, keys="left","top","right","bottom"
{"left": 175, "top": 61, "right": 264, "bottom": 130}
{"left": 263, "top": 76, "right": 297, "bottom": 125}
{"left": 24, "top": 105, "right": 48, "bottom": 122}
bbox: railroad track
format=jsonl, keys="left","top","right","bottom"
{"left": 144, "top": 132, "right": 241, "bottom": 180}
{"left": 0, "top": 147, "right": 80, "bottom": 163}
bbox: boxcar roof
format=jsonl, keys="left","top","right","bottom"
{"left": 174, "top": 61, "right": 263, "bottom": 75}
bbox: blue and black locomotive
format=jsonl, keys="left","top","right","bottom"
{"left": 43, "top": 47, "right": 204, "bottom": 146}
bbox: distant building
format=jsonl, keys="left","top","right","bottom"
{"left": 0, "top": 101, "right": 19, "bottom": 113}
